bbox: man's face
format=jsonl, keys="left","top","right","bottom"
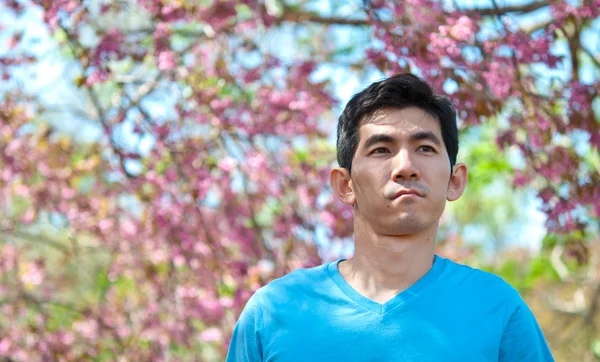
{"left": 349, "top": 107, "right": 454, "bottom": 236}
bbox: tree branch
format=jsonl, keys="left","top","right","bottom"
{"left": 551, "top": 245, "right": 571, "bottom": 281}
{"left": 521, "top": 18, "right": 553, "bottom": 34}
{"left": 582, "top": 46, "right": 600, "bottom": 69}
{"left": 583, "top": 281, "right": 600, "bottom": 327}
{"left": 277, "top": 9, "right": 369, "bottom": 26}
{"left": 58, "top": 21, "right": 136, "bottom": 179}
{"left": 545, "top": 287, "right": 586, "bottom": 315}
{"left": 278, "top": 1, "right": 552, "bottom": 28}
{"left": 118, "top": 73, "right": 163, "bottom": 124}
{"left": 464, "top": 1, "right": 550, "bottom": 16}
{"left": 221, "top": 132, "right": 277, "bottom": 261}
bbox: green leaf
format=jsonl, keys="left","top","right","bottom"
{"left": 96, "top": 269, "right": 111, "bottom": 301}
{"left": 295, "top": 149, "right": 309, "bottom": 163}
{"left": 526, "top": 255, "right": 560, "bottom": 284}
{"left": 591, "top": 338, "right": 600, "bottom": 358}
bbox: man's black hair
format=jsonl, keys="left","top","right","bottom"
{"left": 336, "top": 73, "right": 458, "bottom": 173}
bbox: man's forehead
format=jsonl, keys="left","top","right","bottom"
{"left": 359, "top": 107, "right": 441, "bottom": 133}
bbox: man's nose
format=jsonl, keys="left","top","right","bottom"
{"left": 392, "top": 149, "right": 420, "bottom": 181}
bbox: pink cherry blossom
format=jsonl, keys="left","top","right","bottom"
{"left": 86, "top": 70, "right": 110, "bottom": 86}
{"left": 0, "top": 0, "right": 598, "bottom": 360}
{"left": 157, "top": 50, "right": 177, "bottom": 70}
{"left": 199, "top": 327, "right": 223, "bottom": 342}
{"left": 218, "top": 157, "right": 238, "bottom": 172}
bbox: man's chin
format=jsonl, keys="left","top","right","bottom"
{"left": 380, "top": 218, "right": 428, "bottom": 235}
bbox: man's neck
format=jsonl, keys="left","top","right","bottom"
{"left": 338, "top": 227, "right": 437, "bottom": 304}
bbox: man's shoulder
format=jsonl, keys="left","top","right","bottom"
{"left": 249, "top": 261, "right": 333, "bottom": 307}
{"left": 267, "top": 261, "right": 330, "bottom": 289}
{"left": 442, "top": 256, "right": 520, "bottom": 299}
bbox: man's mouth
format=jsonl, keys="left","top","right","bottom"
{"left": 390, "top": 189, "right": 424, "bottom": 199}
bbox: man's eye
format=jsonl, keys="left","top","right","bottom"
{"left": 418, "top": 145, "right": 435, "bottom": 152}
{"left": 371, "top": 147, "right": 389, "bottom": 154}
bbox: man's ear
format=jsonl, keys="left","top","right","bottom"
{"left": 330, "top": 167, "right": 356, "bottom": 206}
{"left": 447, "top": 163, "right": 468, "bottom": 202}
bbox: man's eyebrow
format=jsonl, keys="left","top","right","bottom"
{"left": 362, "top": 134, "right": 396, "bottom": 150}
{"left": 410, "top": 131, "right": 442, "bottom": 146}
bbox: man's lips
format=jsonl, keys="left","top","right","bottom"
{"left": 391, "top": 189, "right": 424, "bottom": 199}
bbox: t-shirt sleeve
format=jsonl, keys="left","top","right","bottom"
{"left": 498, "top": 293, "right": 554, "bottom": 362}
{"left": 226, "top": 294, "right": 264, "bottom": 362}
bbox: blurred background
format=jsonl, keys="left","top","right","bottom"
{"left": 0, "top": 0, "right": 599, "bottom": 360}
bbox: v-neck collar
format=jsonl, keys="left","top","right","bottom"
{"left": 326, "top": 255, "right": 446, "bottom": 315}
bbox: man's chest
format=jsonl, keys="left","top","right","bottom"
{"left": 261, "top": 308, "right": 502, "bottom": 362}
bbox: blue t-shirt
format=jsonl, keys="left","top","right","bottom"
{"left": 227, "top": 255, "right": 554, "bottom": 361}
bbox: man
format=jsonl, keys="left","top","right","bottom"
{"left": 226, "top": 74, "right": 554, "bottom": 361}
